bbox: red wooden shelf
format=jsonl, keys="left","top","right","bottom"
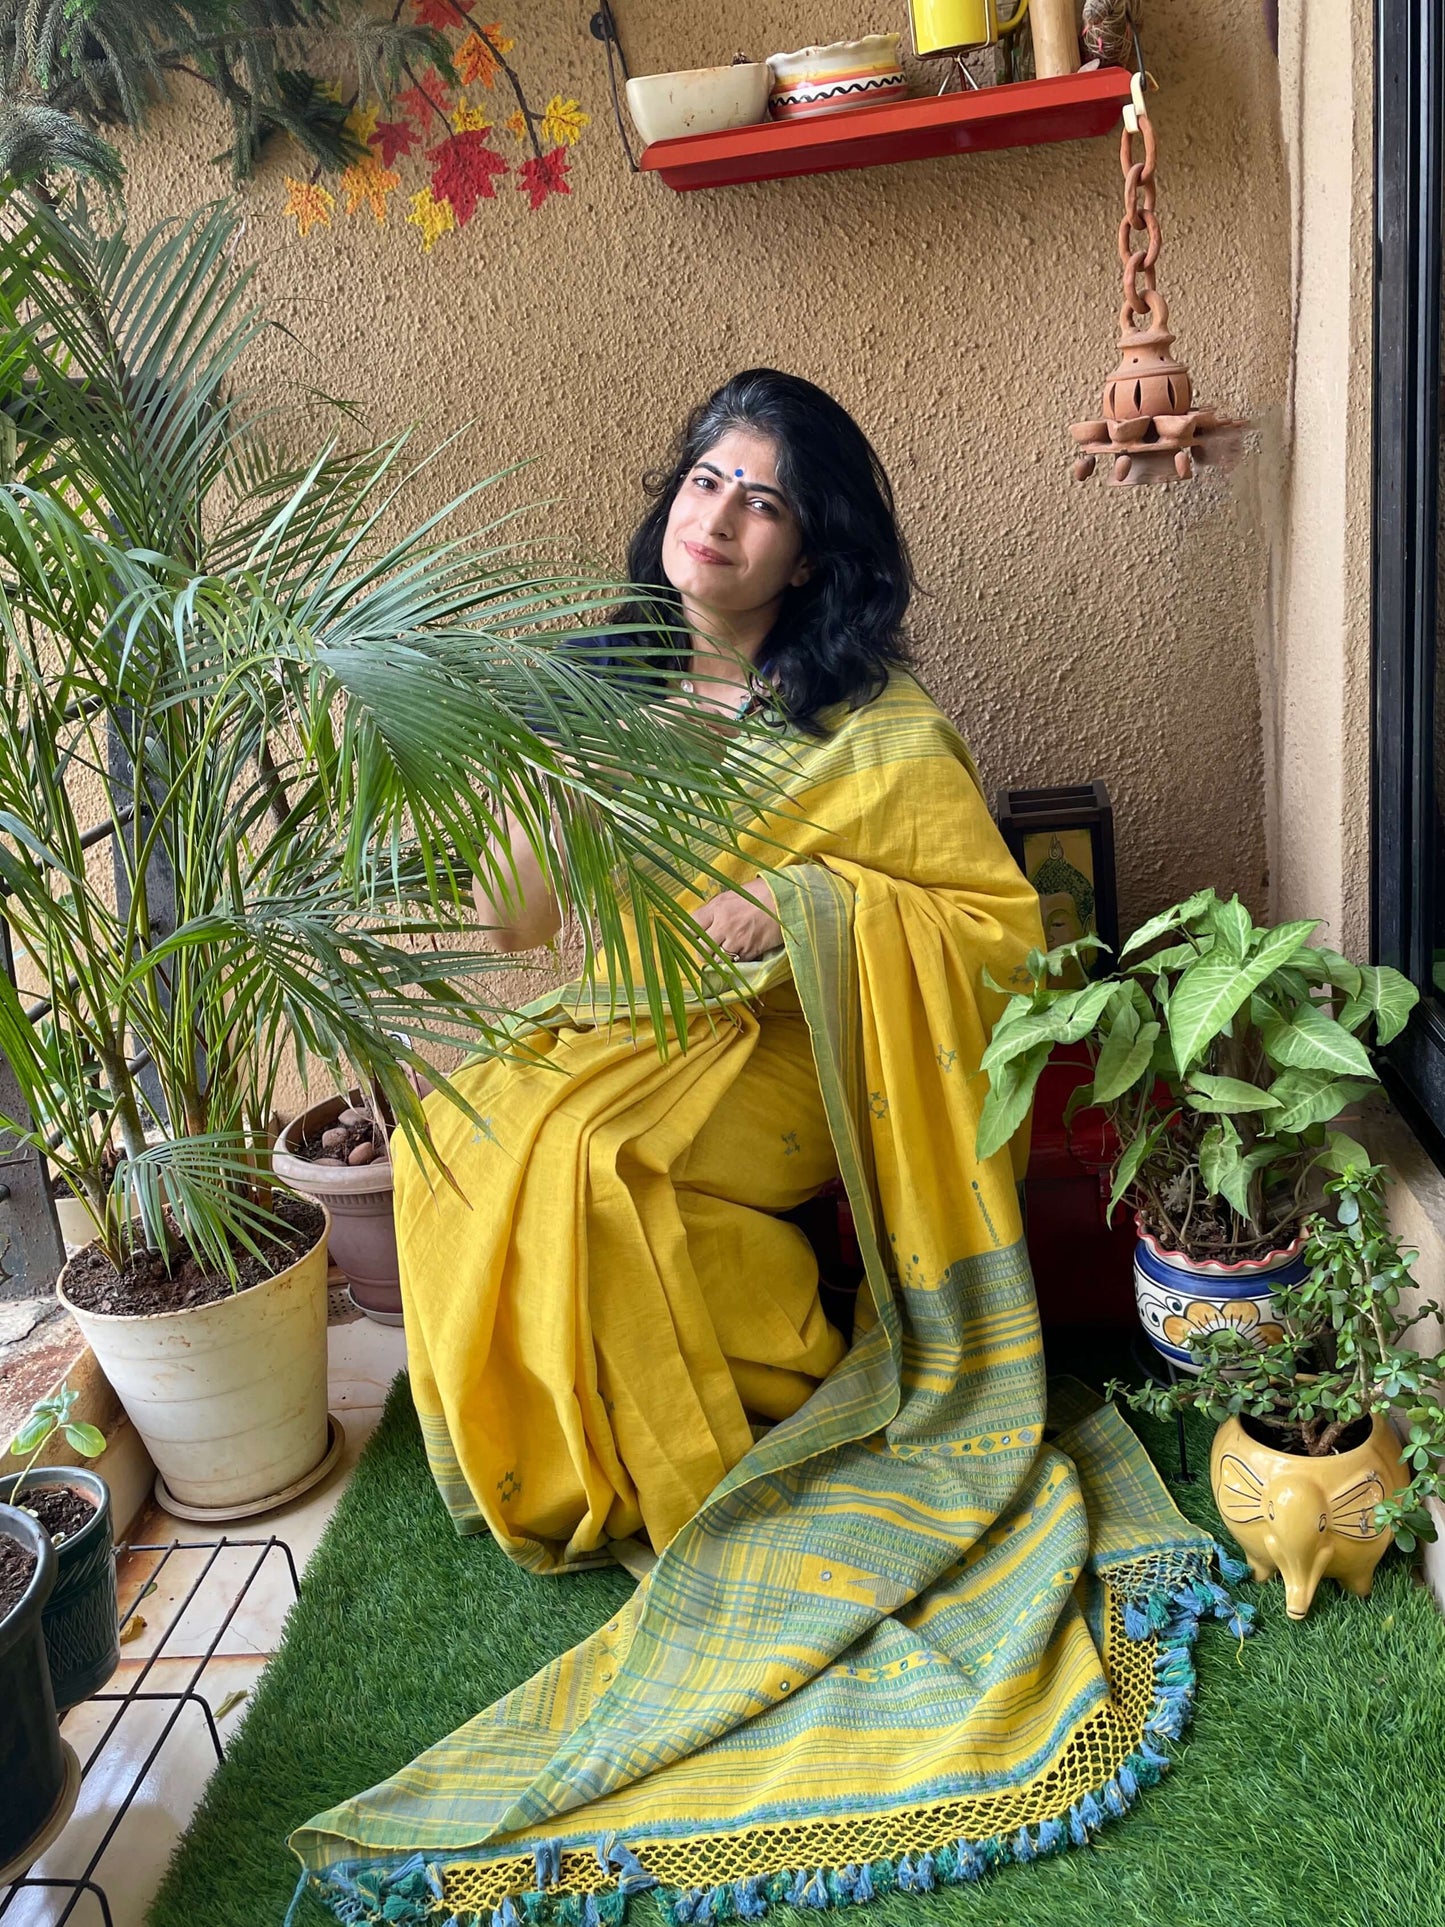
{"left": 639, "top": 67, "right": 1134, "bottom": 192}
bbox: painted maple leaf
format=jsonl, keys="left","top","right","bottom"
{"left": 429, "top": 129, "right": 509, "bottom": 225}
{"left": 282, "top": 177, "right": 335, "bottom": 237}
{"left": 455, "top": 25, "right": 513, "bottom": 89}
{"left": 397, "top": 70, "right": 452, "bottom": 129}
{"left": 340, "top": 153, "right": 400, "bottom": 223}
{"left": 407, "top": 185, "right": 455, "bottom": 253}
{"left": 451, "top": 96, "right": 491, "bottom": 133}
{"left": 345, "top": 100, "right": 379, "bottom": 145}
{"left": 540, "top": 95, "right": 589, "bottom": 148}
{"left": 370, "top": 117, "right": 420, "bottom": 167}
{"left": 517, "top": 146, "right": 570, "bottom": 212}
{"left": 412, "top": 0, "right": 472, "bottom": 27}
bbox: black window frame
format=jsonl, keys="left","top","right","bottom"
{"left": 1372, "top": 0, "right": 1445, "bottom": 1166}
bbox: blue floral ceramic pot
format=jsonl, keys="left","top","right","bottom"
{"left": 1133, "top": 1221, "right": 1309, "bottom": 1375}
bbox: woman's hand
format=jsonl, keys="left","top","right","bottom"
{"left": 692, "top": 877, "right": 783, "bottom": 962}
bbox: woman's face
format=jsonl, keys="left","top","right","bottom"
{"left": 661, "top": 427, "right": 812, "bottom": 619}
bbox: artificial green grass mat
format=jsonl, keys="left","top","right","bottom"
{"left": 149, "top": 1373, "right": 1445, "bottom": 1927}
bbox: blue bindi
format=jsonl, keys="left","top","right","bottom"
{"left": 734, "top": 468, "right": 745, "bottom": 478}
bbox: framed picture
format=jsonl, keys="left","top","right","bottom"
{"left": 994, "top": 781, "right": 1118, "bottom": 984}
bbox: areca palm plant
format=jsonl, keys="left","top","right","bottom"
{"left": 0, "top": 185, "right": 759, "bottom": 1282}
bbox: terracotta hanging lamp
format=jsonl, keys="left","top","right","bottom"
{"left": 1070, "top": 73, "right": 1242, "bottom": 485}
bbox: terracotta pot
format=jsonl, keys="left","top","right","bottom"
{"left": 273, "top": 1094, "right": 401, "bottom": 1323}
{"left": 0, "top": 1467, "right": 118, "bottom": 1711}
{"left": 58, "top": 1202, "right": 331, "bottom": 1516}
{"left": 1211, "top": 1411, "right": 1408, "bottom": 1620}
{"left": 1133, "top": 1220, "right": 1308, "bottom": 1374}
{"left": 0, "top": 1504, "right": 65, "bottom": 1871}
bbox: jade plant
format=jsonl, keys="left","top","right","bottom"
{"left": 1112, "top": 1158, "right": 1445, "bottom": 1550}
{"left": 6, "top": 1384, "right": 106, "bottom": 1506}
{"left": 975, "top": 888, "right": 1419, "bottom": 1261}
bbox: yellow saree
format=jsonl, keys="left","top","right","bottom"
{"left": 291, "top": 673, "right": 1250, "bottom": 1923}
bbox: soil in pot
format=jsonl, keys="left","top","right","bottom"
{"left": 0, "top": 1531, "right": 37, "bottom": 1616}
{"left": 292, "top": 1103, "right": 390, "bottom": 1172}
{"left": 16, "top": 1483, "right": 96, "bottom": 1543}
{"left": 1237, "top": 1409, "right": 1373, "bottom": 1457}
{"left": 62, "top": 1193, "right": 325, "bottom": 1316}
{"left": 1135, "top": 1201, "right": 1303, "bottom": 1265}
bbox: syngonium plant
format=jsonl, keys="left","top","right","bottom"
{"left": 0, "top": 185, "right": 769, "bottom": 1286}
{"left": 975, "top": 888, "right": 1420, "bottom": 1262}
{"left": 1112, "top": 1158, "right": 1445, "bottom": 1551}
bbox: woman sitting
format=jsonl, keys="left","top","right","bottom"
{"left": 393, "top": 367, "right": 1044, "bottom": 1571}
{"left": 298, "top": 374, "right": 1237, "bottom": 1914}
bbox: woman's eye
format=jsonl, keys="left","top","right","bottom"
{"left": 749, "top": 497, "right": 776, "bottom": 515}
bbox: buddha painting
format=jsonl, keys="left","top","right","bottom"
{"left": 1024, "top": 830, "right": 1098, "bottom": 987}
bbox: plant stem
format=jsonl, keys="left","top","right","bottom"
{"left": 11, "top": 1435, "right": 49, "bottom": 1506}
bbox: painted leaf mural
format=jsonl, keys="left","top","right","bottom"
{"left": 429, "top": 128, "right": 510, "bottom": 225}
{"left": 372, "top": 119, "right": 422, "bottom": 167}
{"left": 280, "top": 12, "right": 588, "bottom": 246}
{"left": 517, "top": 147, "right": 571, "bottom": 211}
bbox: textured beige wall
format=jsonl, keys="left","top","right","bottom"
{"left": 1267, "top": 0, "right": 1374, "bottom": 954}
{"left": 115, "top": 0, "right": 1290, "bottom": 953}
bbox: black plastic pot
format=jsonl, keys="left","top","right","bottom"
{"left": 0, "top": 1503, "right": 64, "bottom": 1869}
{"left": 0, "top": 1468, "right": 118, "bottom": 1711}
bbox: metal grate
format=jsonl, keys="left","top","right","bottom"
{"left": 0, "top": 1535, "right": 301, "bottom": 1927}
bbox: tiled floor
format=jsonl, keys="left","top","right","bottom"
{"left": 4, "top": 1314, "right": 407, "bottom": 1927}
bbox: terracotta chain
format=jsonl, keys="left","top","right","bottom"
{"left": 1117, "top": 112, "right": 1167, "bottom": 339}
{"left": 1070, "top": 82, "right": 1237, "bottom": 485}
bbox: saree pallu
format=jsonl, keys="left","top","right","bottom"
{"left": 291, "top": 675, "right": 1251, "bottom": 1922}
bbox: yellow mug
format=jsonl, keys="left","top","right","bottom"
{"left": 908, "top": 0, "right": 1030, "bottom": 56}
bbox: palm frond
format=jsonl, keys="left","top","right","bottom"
{"left": 0, "top": 98, "right": 123, "bottom": 189}
{"left": 0, "top": 187, "right": 770, "bottom": 1290}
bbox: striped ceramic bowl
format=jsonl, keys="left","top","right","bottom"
{"left": 767, "top": 34, "right": 908, "bottom": 122}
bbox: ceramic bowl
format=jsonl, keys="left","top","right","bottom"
{"left": 624, "top": 63, "right": 771, "bottom": 145}
{"left": 767, "top": 33, "right": 907, "bottom": 121}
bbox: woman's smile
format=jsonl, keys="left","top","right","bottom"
{"left": 661, "top": 425, "right": 811, "bottom": 627}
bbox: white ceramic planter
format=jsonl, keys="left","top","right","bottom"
{"left": 51, "top": 1191, "right": 96, "bottom": 1250}
{"left": 1133, "top": 1220, "right": 1308, "bottom": 1375}
{"left": 57, "top": 1206, "right": 331, "bottom": 1515}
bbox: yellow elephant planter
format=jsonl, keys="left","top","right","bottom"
{"left": 1211, "top": 1414, "right": 1409, "bottom": 1621}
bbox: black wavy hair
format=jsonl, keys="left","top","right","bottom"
{"left": 612, "top": 369, "right": 914, "bottom": 735}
